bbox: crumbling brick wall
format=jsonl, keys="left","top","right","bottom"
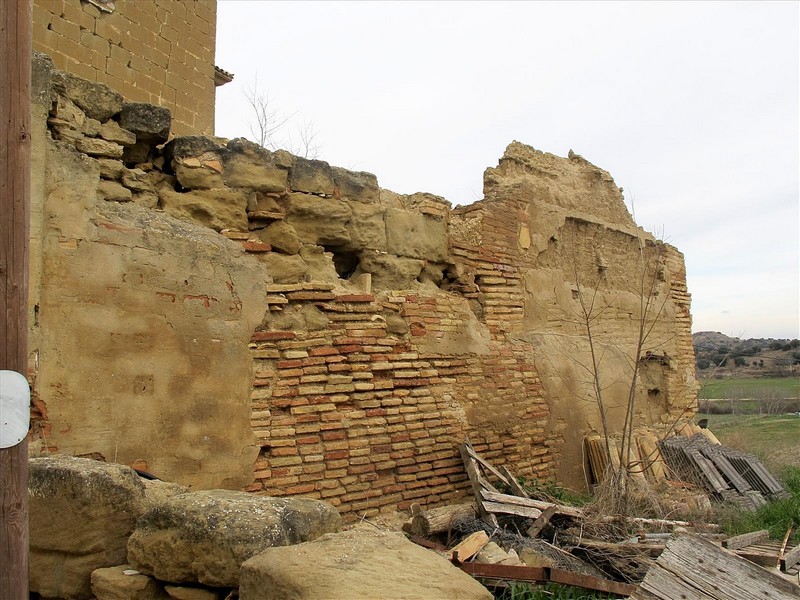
{"left": 29, "top": 62, "right": 697, "bottom": 516}
{"left": 32, "top": 0, "right": 216, "bottom": 135}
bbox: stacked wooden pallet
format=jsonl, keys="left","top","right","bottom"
{"left": 659, "top": 434, "right": 786, "bottom": 510}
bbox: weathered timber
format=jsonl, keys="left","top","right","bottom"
{"left": 479, "top": 490, "right": 583, "bottom": 519}
{"left": 526, "top": 505, "right": 556, "bottom": 538}
{"left": 482, "top": 501, "right": 542, "bottom": 519}
{"left": 447, "top": 531, "right": 489, "bottom": 561}
{"left": 403, "top": 503, "right": 476, "bottom": 537}
{"left": 500, "top": 465, "right": 530, "bottom": 498}
{"left": 454, "top": 561, "right": 637, "bottom": 597}
{"left": 781, "top": 544, "right": 800, "bottom": 572}
{"left": 722, "top": 530, "right": 769, "bottom": 551}
{"left": 631, "top": 533, "right": 800, "bottom": 600}
{"left": 460, "top": 444, "right": 499, "bottom": 528}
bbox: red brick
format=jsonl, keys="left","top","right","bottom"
{"left": 309, "top": 347, "right": 339, "bottom": 357}
{"left": 242, "top": 241, "right": 272, "bottom": 252}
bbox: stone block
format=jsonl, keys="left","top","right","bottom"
{"left": 99, "top": 180, "right": 133, "bottom": 202}
{"left": 285, "top": 194, "right": 352, "bottom": 246}
{"left": 56, "top": 71, "right": 124, "bottom": 121}
{"left": 158, "top": 188, "right": 249, "bottom": 232}
{"left": 290, "top": 157, "right": 335, "bottom": 195}
{"left": 76, "top": 137, "right": 125, "bottom": 159}
{"left": 354, "top": 251, "right": 424, "bottom": 291}
{"left": 127, "top": 490, "right": 341, "bottom": 587}
{"left": 91, "top": 566, "right": 166, "bottom": 600}
{"left": 332, "top": 166, "right": 380, "bottom": 203}
{"left": 344, "top": 200, "right": 386, "bottom": 251}
{"left": 385, "top": 208, "right": 448, "bottom": 262}
{"left": 239, "top": 527, "right": 492, "bottom": 600}
{"left": 257, "top": 252, "right": 308, "bottom": 284}
{"left": 100, "top": 120, "right": 137, "bottom": 146}
{"left": 29, "top": 457, "right": 149, "bottom": 600}
{"left": 258, "top": 221, "right": 301, "bottom": 255}
{"left": 222, "top": 138, "right": 288, "bottom": 192}
{"left": 119, "top": 103, "right": 172, "bottom": 144}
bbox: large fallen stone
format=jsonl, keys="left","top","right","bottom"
{"left": 258, "top": 252, "right": 308, "bottom": 283}
{"left": 239, "top": 526, "right": 493, "bottom": 600}
{"left": 127, "top": 490, "right": 341, "bottom": 587}
{"left": 29, "top": 456, "right": 148, "bottom": 600}
{"left": 289, "top": 157, "right": 335, "bottom": 195}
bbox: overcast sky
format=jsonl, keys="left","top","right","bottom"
{"left": 215, "top": 1, "right": 799, "bottom": 340}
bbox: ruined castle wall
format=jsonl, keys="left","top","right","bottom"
{"left": 449, "top": 143, "right": 699, "bottom": 489}
{"left": 32, "top": 0, "right": 216, "bottom": 135}
{"left": 29, "top": 65, "right": 697, "bottom": 512}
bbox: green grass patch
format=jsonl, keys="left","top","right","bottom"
{"left": 699, "top": 376, "right": 800, "bottom": 400}
{"left": 714, "top": 466, "right": 800, "bottom": 545}
{"left": 695, "top": 413, "right": 800, "bottom": 469}
{"left": 493, "top": 582, "right": 618, "bottom": 600}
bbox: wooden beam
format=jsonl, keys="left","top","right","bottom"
{"left": 0, "top": 1, "right": 32, "bottom": 598}
{"left": 453, "top": 561, "right": 637, "bottom": 596}
{"left": 526, "top": 505, "right": 556, "bottom": 538}
{"left": 722, "top": 530, "right": 770, "bottom": 551}
{"left": 780, "top": 544, "right": 800, "bottom": 572}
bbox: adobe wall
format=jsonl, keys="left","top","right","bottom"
{"left": 32, "top": 0, "right": 216, "bottom": 135}
{"left": 28, "top": 62, "right": 698, "bottom": 514}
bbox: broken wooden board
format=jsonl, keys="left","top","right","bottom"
{"left": 722, "top": 530, "right": 770, "bottom": 551}
{"left": 526, "top": 505, "right": 556, "bottom": 538}
{"left": 781, "top": 543, "right": 800, "bottom": 573}
{"left": 453, "top": 561, "right": 637, "bottom": 597}
{"left": 480, "top": 489, "right": 583, "bottom": 519}
{"left": 459, "top": 443, "right": 499, "bottom": 528}
{"left": 631, "top": 533, "right": 800, "bottom": 600}
{"left": 447, "top": 530, "right": 489, "bottom": 561}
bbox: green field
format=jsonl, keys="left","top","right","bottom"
{"left": 695, "top": 413, "right": 800, "bottom": 469}
{"left": 698, "top": 376, "right": 799, "bottom": 400}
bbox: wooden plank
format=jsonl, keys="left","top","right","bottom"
{"left": 500, "top": 465, "right": 530, "bottom": 498}
{"left": 447, "top": 531, "right": 489, "bottom": 561}
{"left": 549, "top": 567, "right": 638, "bottom": 597}
{"left": 526, "top": 505, "right": 556, "bottom": 538}
{"left": 480, "top": 489, "right": 583, "bottom": 518}
{"left": 463, "top": 443, "right": 513, "bottom": 489}
{"left": 482, "top": 501, "right": 542, "bottom": 519}
{"left": 454, "top": 561, "right": 636, "bottom": 597}
{"left": 459, "top": 444, "right": 499, "bottom": 528}
{"left": 781, "top": 544, "right": 800, "bottom": 572}
{"left": 633, "top": 533, "right": 800, "bottom": 600}
{"left": 723, "top": 530, "right": 769, "bottom": 551}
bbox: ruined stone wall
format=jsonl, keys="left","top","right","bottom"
{"left": 29, "top": 63, "right": 697, "bottom": 513}
{"left": 32, "top": 0, "right": 216, "bottom": 135}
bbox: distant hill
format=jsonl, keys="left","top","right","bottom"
{"left": 693, "top": 331, "right": 800, "bottom": 376}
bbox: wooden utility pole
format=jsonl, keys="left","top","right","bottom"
{"left": 1, "top": 0, "right": 32, "bottom": 598}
